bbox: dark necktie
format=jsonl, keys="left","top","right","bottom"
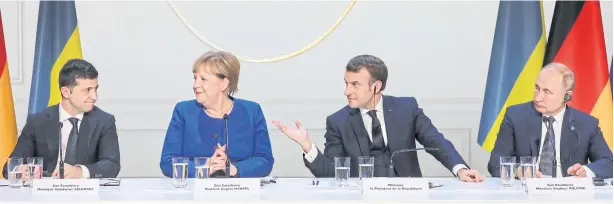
{"left": 539, "top": 116, "right": 557, "bottom": 177}
{"left": 64, "top": 117, "right": 79, "bottom": 165}
{"left": 367, "top": 110, "right": 385, "bottom": 154}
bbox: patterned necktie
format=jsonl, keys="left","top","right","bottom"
{"left": 64, "top": 117, "right": 79, "bottom": 165}
{"left": 539, "top": 116, "right": 557, "bottom": 177}
{"left": 367, "top": 110, "right": 385, "bottom": 154}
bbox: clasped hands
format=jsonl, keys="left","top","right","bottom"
{"left": 207, "top": 143, "right": 238, "bottom": 177}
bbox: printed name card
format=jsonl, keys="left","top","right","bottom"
{"left": 31, "top": 179, "right": 99, "bottom": 200}
{"left": 32, "top": 179, "right": 99, "bottom": 195}
{"left": 526, "top": 177, "right": 594, "bottom": 198}
{"left": 193, "top": 178, "right": 260, "bottom": 201}
{"left": 361, "top": 178, "right": 429, "bottom": 198}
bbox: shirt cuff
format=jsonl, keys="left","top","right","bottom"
{"left": 452, "top": 164, "right": 468, "bottom": 178}
{"left": 582, "top": 165, "right": 596, "bottom": 178}
{"left": 76, "top": 165, "right": 90, "bottom": 179}
{"left": 303, "top": 144, "right": 318, "bottom": 163}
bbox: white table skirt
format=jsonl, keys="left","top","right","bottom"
{"left": 0, "top": 178, "right": 611, "bottom": 203}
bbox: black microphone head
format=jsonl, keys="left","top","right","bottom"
{"left": 223, "top": 114, "right": 229, "bottom": 120}
{"left": 59, "top": 122, "right": 63, "bottom": 128}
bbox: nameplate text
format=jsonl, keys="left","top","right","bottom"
{"left": 32, "top": 179, "right": 99, "bottom": 198}
{"left": 361, "top": 178, "right": 429, "bottom": 197}
{"left": 193, "top": 178, "right": 260, "bottom": 200}
{"left": 526, "top": 177, "right": 594, "bottom": 198}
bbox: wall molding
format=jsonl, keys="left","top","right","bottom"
{"left": 12, "top": 97, "right": 484, "bottom": 106}
{"left": 9, "top": 1, "right": 24, "bottom": 84}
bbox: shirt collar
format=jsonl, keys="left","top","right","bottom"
{"left": 59, "top": 104, "right": 84, "bottom": 122}
{"left": 360, "top": 94, "right": 384, "bottom": 116}
{"left": 543, "top": 105, "right": 566, "bottom": 123}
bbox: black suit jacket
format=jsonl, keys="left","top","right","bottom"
{"left": 2, "top": 105, "right": 121, "bottom": 178}
{"left": 304, "top": 95, "right": 468, "bottom": 177}
{"left": 487, "top": 102, "right": 613, "bottom": 178}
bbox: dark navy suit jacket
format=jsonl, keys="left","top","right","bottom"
{"left": 304, "top": 95, "right": 468, "bottom": 177}
{"left": 2, "top": 105, "right": 120, "bottom": 179}
{"left": 487, "top": 102, "right": 613, "bottom": 178}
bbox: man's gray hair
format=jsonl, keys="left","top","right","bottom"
{"left": 541, "top": 62, "right": 575, "bottom": 91}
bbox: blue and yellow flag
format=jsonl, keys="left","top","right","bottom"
{"left": 478, "top": 1, "right": 546, "bottom": 151}
{"left": 28, "top": 1, "right": 83, "bottom": 114}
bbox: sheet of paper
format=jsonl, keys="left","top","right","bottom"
{"left": 0, "top": 179, "right": 10, "bottom": 186}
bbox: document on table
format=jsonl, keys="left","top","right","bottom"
{"left": 0, "top": 179, "right": 9, "bottom": 186}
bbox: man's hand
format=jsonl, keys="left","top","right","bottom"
{"left": 458, "top": 168, "right": 485, "bottom": 183}
{"left": 19, "top": 165, "right": 29, "bottom": 183}
{"left": 535, "top": 169, "right": 543, "bottom": 178}
{"left": 272, "top": 120, "right": 312, "bottom": 152}
{"left": 567, "top": 163, "right": 587, "bottom": 177}
{"left": 52, "top": 164, "right": 83, "bottom": 179}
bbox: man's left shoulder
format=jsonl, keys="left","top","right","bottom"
{"left": 568, "top": 107, "right": 599, "bottom": 128}
{"left": 384, "top": 95, "right": 418, "bottom": 107}
{"left": 90, "top": 106, "right": 115, "bottom": 122}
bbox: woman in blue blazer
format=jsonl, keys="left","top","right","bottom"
{"left": 160, "top": 51, "right": 274, "bottom": 178}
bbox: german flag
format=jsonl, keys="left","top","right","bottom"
{"left": 0, "top": 10, "right": 18, "bottom": 179}
{"left": 543, "top": 1, "right": 612, "bottom": 150}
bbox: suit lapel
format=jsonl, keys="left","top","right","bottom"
{"left": 382, "top": 96, "right": 400, "bottom": 152}
{"left": 349, "top": 108, "right": 370, "bottom": 156}
{"left": 559, "top": 107, "right": 576, "bottom": 170}
{"left": 76, "top": 110, "right": 94, "bottom": 164}
{"left": 45, "top": 105, "right": 60, "bottom": 172}
{"left": 528, "top": 105, "right": 542, "bottom": 157}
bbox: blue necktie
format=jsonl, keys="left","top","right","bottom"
{"left": 539, "top": 116, "right": 557, "bottom": 177}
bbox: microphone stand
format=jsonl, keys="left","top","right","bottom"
{"left": 58, "top": 122, "right": 65, "bottom": 179}
{"left": 388, "top": 147, "right": 440, "bottom": 178}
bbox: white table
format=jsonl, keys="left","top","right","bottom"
{"left": 0, "top": 178, "right": 611, "bottom": 203}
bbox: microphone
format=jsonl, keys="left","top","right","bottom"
{"left": 388, "top": 147, "right": 440, "bottom": 177}
{"left": 223, "top": 113, "right": 230, "bottom": 178}
{"left": 58, "top": 122, "right": 64, "bottom": 179}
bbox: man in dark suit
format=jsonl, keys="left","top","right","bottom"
{"left": 273, "top": 55, "right": 484, "bottom": 182}
{"left": 2, "top": 59, "right": 120, "bottom": 179}
{"left": 488, "top": 63, "right": 613, "bottom": 178}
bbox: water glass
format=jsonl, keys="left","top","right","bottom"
{"left": 194, "top": 157, "right": 210, "bottom": 179}
{"left": 358, "top": 156, "right": 374, "bottom": 179}
{"left": 520, "top": 156, "right": 537, "bottom": 186}
{"left": 7, "top": 157, "right": 23, "bottom": 189}
{"left": 172, "top": 157, "right": 189, "bottom": 188}
{"left": 334, "top": 157, "right": 350, "bottom": 188}
{"left": 24, "top": 157, "right": 43, "bottom": 187}
{"left": 499, "top": 156, "right": 517, "bottom": 187}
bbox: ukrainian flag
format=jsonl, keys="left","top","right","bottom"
{"left": 478, "top": 1, "right": 546, "bottom": 151}
{"left": 28, "top": 0, "right": 83, "bottom": 114}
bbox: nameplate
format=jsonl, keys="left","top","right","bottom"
{"left": 32, "top": 179, "right": 99, "bottom": 200}
{"left": 193, "top": 178, "right": 260, "bottom": 201}
{"left": 526, "top": 177, "right": 594, "bottom": 198}
{"left": 361, "top": 178, "right": 429, "bottom": 197}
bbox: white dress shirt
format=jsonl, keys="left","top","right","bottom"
{"left": 304, "top": 95, "right": 468, "bottom": 177}
{"left": 57, "top": 105, "right": 90, "bottom": 178}
{"left": 538, "top": 107, "right": 594, "bottom": 177}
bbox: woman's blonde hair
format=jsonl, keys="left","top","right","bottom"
{"left": 192, "top": 51, "right": 241, "bottom": 95}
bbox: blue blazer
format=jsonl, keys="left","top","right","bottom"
{"left": 159, "top": 98, "right": 274, "bottom": 178}
{"left": 305, "top": 95, "right": 468, "bottom": 177}
{"left": 487, "top": 102, "right": 613, "bottom": 178}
